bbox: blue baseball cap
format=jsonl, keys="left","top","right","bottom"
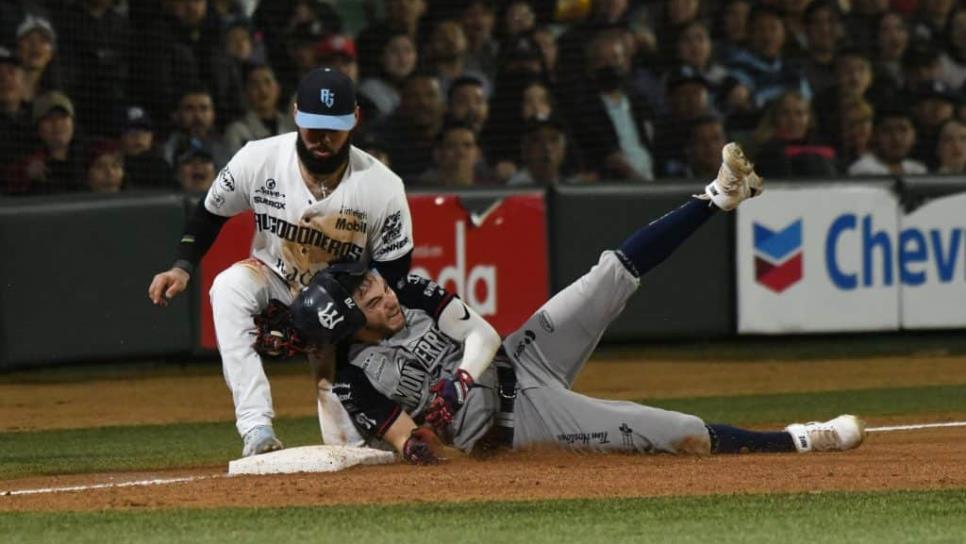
{"left": 295, "top": 67, "right": 357, "bottom": 131}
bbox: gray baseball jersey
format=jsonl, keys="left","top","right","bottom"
{"left": 334, "top": 252, "right": 709, "bottom": 455}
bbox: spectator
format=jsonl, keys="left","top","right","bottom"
{"left": 801, "top": 0, "right": 843, "bottom": 95}
{"left": 655, "top": 69, "right": 714, "bottom": 177}
{"left": 446, "top": 76, "right": 488, "bottom": 134}
{"left": 5, "top": 91, "right": 84, "bottom": 195}
{"left": 531, "top": 25, "right": 559, "bottom": 77}
{"left": 874, "top": 11, "right": 910, "bottom": 89}
{"left": 415, "top": 120, "right": 486, "bottom": 186}
{"left": 56, "top": 0, "right": 130, "bottom": 138}
{"left": 780, "top": 0, "right": 811, "bottom": 58}
{"left": 15, "top": 15, "right": 65, "bottom": 102}
{"left": 280, "top": 21, "right": 326, "bottom": 101}
{"left": 356, "top": 0, "right": 427, "bottom": 80}
{"left": 371, "top": 73, "right": 444, "bottom": 181}
{"left": 674, "top": 20, "right": 729, "bottom": 92}
{"left": 460, "top": 0, "right": 498, "bottom": 80}
{"left": 116, "top": 105, "right": 174, "bottom": 189}
{"left": 912, "top": 0, "right": 956, "bottom": 44}
{"left": 901, "top": 42, "right": 945, "bottom": 94}
{"left": 508, "top": 116, "right": 578, "bottom": 186}
{"left": 84, "top": 138, "right": 125, "bottom": 193}
{"left": 653, "top": 0, "right": 704, "bottom": 66}
{"left": 497, "top": 1, "right": 536, "bottom": 42}
{"left": 163, "top": 87, "right": 230, "bottom": 169}
{"left": 252, "top": 0, "right": 342, "bottom": 83}
{"left": 223, "top": 17, "right": 262, "bottom": 65}
{"left": 910, "top": 80, "right": 960, "bottom": 169}
{"left": 935, "top": 118, "right": 966, "bottom": 173}
{"left": 844, "top": 0, "right": 889, "bottom": 54}
{"left": 128, "top": 1, "right": 201, "bottom": 123}
{"left": 684, "top": 115, "right": 728, "bottom": 179}
{"left": 174, "top": 138, "right": 216, "bottom": 192}
{"left": 848, "top": 108, "right": 927, "bottom": 176}
{"left": 837, "top": 97, "right": 875, "bottom": 170}
{"left": 357, "top": 32, "right": 417, "bottom": 118}
{"left": 939, "top": 7, "right": 966, "bottom": 89}
{"left": 752, "top": 90, "right": 837, "bottom": 178}
{"left": 567, "top": 29, "right": 656, "bottom": 182}
{"left": 555, "top": 0, "right": 631, "bottom": 95}
{"left": 814, "top": 48, "right": 875, "bottom": 146}
{"left": 0, "top": 47, "right": 30, "bottom": 169}
{"left": 714, "top": 0, "right": 752, "bottom": 62}
{"left": 481, "top": 75, "right": 555, "bottom": 181}
{"left": 727, "top": 6, "right": 812, "bottom": 110}
{"left": 223, "top": 63, "right": 296, "bottom": 154}
{"left": 425, "top": 20, "right": 491, "bottom": 97}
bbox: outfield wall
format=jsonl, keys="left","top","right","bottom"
{"left": 1, "top": 178, "right": 963, "bottom": 368}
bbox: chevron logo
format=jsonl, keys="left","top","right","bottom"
{"left": 753, "top": 220, "right": 803, "bottom": 293}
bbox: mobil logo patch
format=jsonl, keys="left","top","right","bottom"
{"left": 754, "top": 219, "right": 803, "bottom": 293}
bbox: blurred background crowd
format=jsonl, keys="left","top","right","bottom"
{"left": 1, "top": 0, "right": 966, "bottom": 196}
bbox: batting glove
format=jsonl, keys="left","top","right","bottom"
{"left": 402, "top": 426, "right": 445, "bottom": 465}
{"left": 424, "top": 369, "right": 474, "bottom": 430}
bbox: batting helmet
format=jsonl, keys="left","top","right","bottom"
{"left": 291, "top": 261, "right": 369, "bottom": 346}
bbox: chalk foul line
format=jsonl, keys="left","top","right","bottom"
{"left": 866, "top": 421, "right": 966, "bottom": 433}
{"left": 3, "top": 421, "right": 964, "bottom": 497}
{"left": 1, "top": 474, "right": 224, "bottom": 497}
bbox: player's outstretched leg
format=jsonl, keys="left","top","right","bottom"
{"left": 707, "top": 415, "right": 866, "bottom": 454}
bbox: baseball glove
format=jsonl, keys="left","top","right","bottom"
{"left": 253, "top": 299, "right": 306, "bottom": 359}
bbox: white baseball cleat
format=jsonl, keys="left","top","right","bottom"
{"left": 697, "top": 142, "right": 764, "bottom": 211}
{"left": 242, "top": 425, "right": 284, "bottom": 457}
{"left": 785, "top": 415, "right": 866, "bottom": 453}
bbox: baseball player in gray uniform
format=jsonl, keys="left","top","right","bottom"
{"left": 148, "top": 68, "right": 414, "bottom": 458}
{"left": 276, "top": 144, "right": 865, "bottom": 463}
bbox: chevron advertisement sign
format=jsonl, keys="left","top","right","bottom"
{"left": 753, "top": 220, "right": 802, "bottom": 293}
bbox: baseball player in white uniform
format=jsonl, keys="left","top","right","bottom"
{"left": 148, "top": 68, "right": 414, "bottom": 457}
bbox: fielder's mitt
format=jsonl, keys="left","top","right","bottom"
{"left": 253, "top": 299, "right": 306, "bottom": 359}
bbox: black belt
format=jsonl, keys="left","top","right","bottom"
{"left": 492, "top": 363, "right": 517, "bottom": 446}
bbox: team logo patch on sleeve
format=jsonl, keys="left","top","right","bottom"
{"left": 217, "top": 166, "right": 235, "bottom": 192}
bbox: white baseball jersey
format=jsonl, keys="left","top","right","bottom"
{"left": 204, "top": 132, "right": 413, "bottom": 290}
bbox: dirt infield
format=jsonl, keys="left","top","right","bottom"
{"left": 2, "top": 427, "right": 964, "bottom": 512}
{"left": 2, "top": 354, "right": 965, "bottom": 511}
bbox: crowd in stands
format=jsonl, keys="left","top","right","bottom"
{"left": 2, "top": 0, "right": 966, "bottom": 197}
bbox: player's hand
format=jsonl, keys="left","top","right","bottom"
{"left": 253, "top": 299, "right": 306, "bottom": 359}
{"left": 402, "top": 426, "right": 446, "bottom": 465}
{"left": 424, "top": 370, "right": 474, "bottom": 431}
{"left": 148, "top": 267, "right": 190, "bottom": 307}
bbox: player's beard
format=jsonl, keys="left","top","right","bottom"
{"left": 296, "top": 132, "right": 352, "bottom": 175}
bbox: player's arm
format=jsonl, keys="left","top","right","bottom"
{"left": 333, "top": 364, "right": 442, "bottom": 464}
{"left": 372, "top": 249, "right": 412, "bottom": 288}
{"left": 149, "top": 158, "right": 250, "bottom": 306}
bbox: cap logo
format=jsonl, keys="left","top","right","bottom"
{"left": 321, "top": 89, "right": 335, "bottom": 108}
{"left": 317, "top": 302, "right": 345, "bottom": 330}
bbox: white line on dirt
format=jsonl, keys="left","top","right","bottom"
{"left": 1, "top": 474, "right": 224, "bottom": 497}
{"left": 867, "top": 421, "right": 966, "bottom": 433}
{"left": 3, "top": 421, "right": 965, "bottom": 496}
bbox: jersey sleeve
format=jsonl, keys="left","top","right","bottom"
{"left": 368, "top": 183, "right": 414, "bottom": 262}
{"left": 394, "top": 274, "right": 456, "bottom": 322}
{"left": 203, "top": 145, "right": 254, "bottom": 217}
{"left": 332, "top": 363, "right": 403, "bottom": 439}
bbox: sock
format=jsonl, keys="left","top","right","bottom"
{"left": 706, "top": 424, "right": 796, "bottom": 454}
{"left": 616, "top": 198, "right": 716, "bottom": 277}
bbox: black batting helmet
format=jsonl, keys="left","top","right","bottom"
{"left": 291, "top": 261, "right": 369, "bottom": 346}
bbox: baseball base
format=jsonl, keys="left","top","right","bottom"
{"left": 227, "top": 446, "right": 396, "bottom": 475}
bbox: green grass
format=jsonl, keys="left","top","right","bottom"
{"left": 3, "top": 384, "right": 965, "bottom": 480}
{"left": 3, "top": 490, "right": 966, "bottom": 543}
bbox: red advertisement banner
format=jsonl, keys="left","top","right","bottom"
{"left": 198, "top": 193, "right": 548, "bottom": 349}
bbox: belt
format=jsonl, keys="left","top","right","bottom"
{"left": 491, "top": 363, "right": 517, "bottom": 446}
